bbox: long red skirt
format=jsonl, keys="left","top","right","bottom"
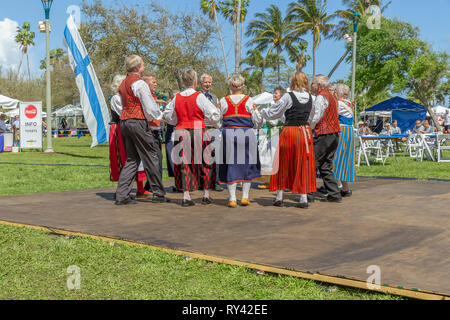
{"left": 270, "top": 126, "right": 317, "bottom": 194}
{"left": 109, "top": 123, "right": 146, "bottom": 182}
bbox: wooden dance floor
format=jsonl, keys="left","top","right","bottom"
{"left": 0, "top": 177, "right": 449, "bottom": 298}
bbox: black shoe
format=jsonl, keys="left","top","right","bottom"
{"left": 202, "top": 197, "right": 212, "bottom": 205}
{"left": 115, "top": 198, "right": 138, "bottom": 206}
{"left": 171, "top": 186, "right": 183, "bottom": 193}
{"left": 326, "top": 195, "right": 342, "bottom": 203}
{"left": 181, "top": 199, "right": 195, "bottom": 207}
{"left": 214, "top": 183, "right": 224, "bottom": 192}
{"left": 341, "top": 190, "right": 352, "bottom": 198}
{"left": 152, "top": 195, "right": 171, "bottom": 203}
{"left": 273, "top": 200, "right": 284, "bottom": 207}
{"left": 295, "top": 202, "right": 308, "bottom": 209}
{"left": 307, "top": 194, "right": 315, "bottom": 203}
{"left": 318, "top": 185, "right": 328, "bottom": 195}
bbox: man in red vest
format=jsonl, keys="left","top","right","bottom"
{"left": 309, "top": 75, "right": 342, "bottom": 203}
{"left": 115, "top": 55, "right": 170, "bottom": 205}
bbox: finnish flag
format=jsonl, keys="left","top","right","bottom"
{"left": 64, "top": 15, "right": 110, "bottom": 147}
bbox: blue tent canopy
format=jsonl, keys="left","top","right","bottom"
{"left": 366, "top": 97, "right": 426, "bottom": 133}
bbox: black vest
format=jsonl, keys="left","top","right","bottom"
{"left": 111, "top": 109, "right": 121, "bottom": 124}
{"left": 284, "top": 92, "right": 312, "bottom": 127}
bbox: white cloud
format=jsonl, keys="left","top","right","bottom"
{"left": 0, "top": 18, "right": 21, "bottom": 72}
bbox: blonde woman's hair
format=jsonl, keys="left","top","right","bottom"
{"left": 125, "top": 55, "right": 143, "bottom": 73}
{"left": 290, "top": 72, "right": 309, "bottom": 92}
{"left": 228, "top": 73, "right": 245, "bottom": 93}
{"left": 182, "top": 69, "right": 198, "bottom": 87}
{"left": 111, "top": 75, "right": 126, "bottom": 93}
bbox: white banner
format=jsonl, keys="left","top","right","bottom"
{"left": 19, "top": 102, "right": 43, "bottom": 149}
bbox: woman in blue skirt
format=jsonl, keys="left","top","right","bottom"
{"left": 333, "top": 84, "right": 356, "bottom": 197}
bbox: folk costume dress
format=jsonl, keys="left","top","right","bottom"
{"left": 109, "top": 93, "right": 146, "bottom": 183}
{"left": 333, "top": 99, "right": 357, "bottom": 183}
{"left": 163, "top": 88, "right": 220, "bottom": 192}
{"left": 218, "top": 94, "right": 263, "bottom": 185}
{"left": 261, "top": 90, "right": 317, "bottom": 195}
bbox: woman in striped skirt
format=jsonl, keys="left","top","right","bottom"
{"left": 333, "top": 84, "right": 356, "bottom": 197}
{"left": 260, "top": 72, "right": 316, "bottom": 209}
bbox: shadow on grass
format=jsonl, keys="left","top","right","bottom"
{"left": 56, "top": 152, "right": 104, "bottom": 160}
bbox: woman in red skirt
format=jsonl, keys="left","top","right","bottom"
{"left": 109, "top": 75, "right": 149, "bottom": 198}
{"left": 260, "top": 72, "right": 316, "bottom": 209}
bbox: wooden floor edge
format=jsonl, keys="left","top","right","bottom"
{"left": 1, "top": 219, "right": 448, "bottom": 301}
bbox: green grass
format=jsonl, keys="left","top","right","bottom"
{"left": 0, "top": 223, "right": 402, "bottom": 300}
{"left": 4, "top": 136, "right": 447, "bottom": 300}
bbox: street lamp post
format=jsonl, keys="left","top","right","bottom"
{"left": 42, "top": 0, "right": 54, "bottom": 153}
{"left": 351, "top": 12, "right": 360, "bottom": 128}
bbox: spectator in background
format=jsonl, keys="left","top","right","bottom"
{"left": 391, "top": 120, "right": 402, "bottom": 135}
{"left": 445, "top": 110, "right": 450, "bottom": 132}
{"left": 380, "top": 123, "right": 392, "bottom": 136}
{"left": 12, "top": 115, "right": 20, "bottom": 147}
{"left": 420, "top": 120, "right": 433, "bottom": 134}
{"left": 412, "top": 120, "right": 424, "bottom": 133}
{"left": 61, "top": 117, "right": 68, "bottom": 130}
{"left": 0, "top": 114, "right": 8, "bottom": 133}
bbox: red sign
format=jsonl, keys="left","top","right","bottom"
{"left": 25, "top": 105, "right": 38, "bottom": 119}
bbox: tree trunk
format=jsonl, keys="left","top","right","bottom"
{"left": 17, "top": 52, "right": 24, "bottom": 77}
{"left": 261, "top": 63, "right": 266, "bottom": 92}
{"left": 26, "top": 53, "right": 31, "bottom": 81}
{"left": 277, "top": 46, "right": 281, "bottom": 86}
{"left": 235, "top": 0, "right": 242, "bottom": 73}
{"left": 413, "top": 81, "right": 442, "bottom": 132}
{"left": 312, "top": 44, "right": 316, "bottom": 80}
{"left": 214, "top": 11, "right": 229, "bottom": 78}
{"left": 240, "top": 21, "right": 243, "bottom": 68}
{"left": 328, "top": 48, "right": 351, "bottom": 79}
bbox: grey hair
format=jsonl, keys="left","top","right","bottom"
{"left": 200, "top": 73, "right": 212, "bottom": 83}
{"left": 227, "top": 73, "right": 245, "bottom": 93}
{"left": 125, "top": 55, "right": 143, "bottom": 73}
{"left": 335, "top": 83, "right": 350, "bottom": 99}
{"left": 111, "top": 75, "right": 126, "bottom": 93}
{"left": 313, "top": 74, "right": 329, "bottom": 88}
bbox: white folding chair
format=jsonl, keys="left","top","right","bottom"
{"left": 437, "top": 134, "right": 450, "bottom": 163}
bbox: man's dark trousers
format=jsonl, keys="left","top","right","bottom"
{"left": 144, "top": 130, "right": 163, "bottom": 192}
{"left": 313, "top": 132, "right": 341, "bottom": 199}
{"left": 116, "top": 119, "right": 165, "bottom": 201}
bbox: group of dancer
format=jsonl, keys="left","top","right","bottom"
{"left": 110, "top": 55, "right": 356, "bottom": 209}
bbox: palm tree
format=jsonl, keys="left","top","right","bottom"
{"left": 40, "top": 48, "right": 65, "bottom": 70}
{"left": 287, "top": 0, "right": 337, "bottom": 79}
{"left": 200, "top": 0, "right": 230, "bottom": 78}
{"left": 332, "top": 0, "right": 391, "bottom": 40}
{"left": 220, "top": 0, "right": 250, "bottom": 73}
{"left": 15, "top": 22, "right": 36, "bottom": 80}
{"left": 287, "top": 40, "right": 311, "bottom": 72}
{"left": 246, "top": 4, "right": 292, "bottom": 86}
{"left": 241, "top": 49, "right": 283, "bottom": 92}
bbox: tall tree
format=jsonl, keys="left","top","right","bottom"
{"left": 241, "top": 49, "right": 283, "bottom": 92}
{"left": 287, "top": 0, "right": 337, "bottom": 79}
{"left": 287, "top": 40, "right": 311, "bottom": 72}
{"left": 15, "top": 22, "right": 35, "bottom": 81}
{"left": 220, "top": 0, "right": 250, "bottom": 73}
{"left": 246, "top": 4, "right": 291, "bottom": 86}
{"left": 40, "top": 48, "right": 65, "bottom": 70}
{"left": 200, "top": 0, "right": 230, "bottom": 78}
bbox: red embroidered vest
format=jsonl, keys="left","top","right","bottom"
{"left": 223, "top": 95, "right": 253, "bottom": 128}
{"left": 175, "top": 92, "right": 205, "bottom": 129}
{"left": 119, "top": 73, "right": 146, "bottom": 121}
{"left": 315, "top": 88, "right": 341, "bottom": 136}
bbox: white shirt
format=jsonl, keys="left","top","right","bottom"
{"left": 260, "top": 90, "right": 310, "bottom": 122}
{"left": 0, "top": 120, "right": 7, "bottom": 133}
{"left": 338, "top": 99, "right": 353, "bottom": 118}
{"left": 219, "top": 94, "right": 263, "bottom": 129}
{"left": 130, "top": 79, "right": 162, "bottom": 122}
{"left": 309, "top": 94, "right": 330, "bottom": 130}
{"left": 445, "top": 112, "right": 450, "bottom": 126}
{"left": 163, "top": 88, "right": 221, "bottom": 128}
{"left": 110, "top": 94, "right": 122, "bottom": 116}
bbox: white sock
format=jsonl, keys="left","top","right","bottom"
{"left": 276, "top": 190, "right": 283, "bottom": 201}
{"left": 338, "top": 180, "right": 343, "bottom": 189}
{"left": 228, "top": 183, "right": 237, "bottom": 201}
{"left": 183, "top": 191, "right": 191, "bottom": 201}
{"left": 204, "top": 189, "right": 210, "bottom": 199}
{"left": 242, "top": 183, "right": 251, "bottom": 199}
{"left": 299, "top": 194, "right": 307, "bottom": 204}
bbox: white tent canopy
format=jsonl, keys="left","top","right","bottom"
{"left": 3, "top": 108, "right": 47, "bottom": 118}
{"left": 53, "top": 104, "right": 84, "bottom": 117}
{"left": 0, "top": 94, "right": 20, "bottom": 109}
{"left": 252, "top": 92, "right": 274, "bottom": 106}
{"left": 431, "top": 106, "right": 449, "bottom": 115}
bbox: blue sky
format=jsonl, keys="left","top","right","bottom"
{"left": 1, "top": 0, "right": 449, "bottom": 83}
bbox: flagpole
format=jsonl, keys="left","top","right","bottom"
{"left": 42, "top": 0, "right": 54, "bottom": 153}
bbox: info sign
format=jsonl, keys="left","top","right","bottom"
{"left": 19, "top": 102, "right": 43, "bottom": 149}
